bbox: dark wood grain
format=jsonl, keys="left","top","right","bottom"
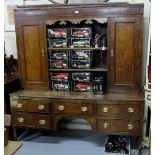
{"left": 52, "top": 101, "right": 94, "bottom": 115}
{"left": 10, "top": 90, "right": 144, "bottom": 140}
{"left": 16, "top": 20, "right": 49, "bottom": 90}
{"left": 108, "top": 17, "right": 142, "bottom": 92}
{"left": 12, "top": 4, "right": 144, "bottom": 144}
{"left": 13, "top": 100, "right": 50, "bottom": 113}
{"left": 4, "top": 76, "right": 20, "bottom": 140}
{"left": 13, "top": 113, "right": 51, "bottom": 129}
{"left": 97, "top": 119, "right": 140, "bottom": 135}
{"left": 14, "top": 4, "right": 144, "bottom": 20}
{"left": 10, "top": 90, "right": 144, "bottom": 101}
{"left": 97, "top": 103, "right": 141, "bottom": 117}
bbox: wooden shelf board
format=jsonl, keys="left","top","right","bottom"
{"left": 49, "top": 68, "right": 108, "bottom": 72}
{"left": 48, "top": 47, "right": 106, "bottom": 51}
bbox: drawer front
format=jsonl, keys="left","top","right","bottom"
{"left": 45, "top": 7, "right": 109, "bottom": 18}
{"left": 97, "top": 104, "right": 141, "bottom": 116}
{"left": 97, "top": 119, "right": 139, "bottom": 133}
{"left": 13, "top": 100, "right": 50, "bottom": 113}
{"left": 13, "top": 113, "right": 51, "bottom": 129}
{"left": 52, "top": 101, "right": 93, "bottom": 115}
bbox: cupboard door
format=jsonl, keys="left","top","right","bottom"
{"left": 16, "top": 20, "right": 49, "bottom": 90}
{"left": 108, "top": 17, "right": 142, "bottom": 91}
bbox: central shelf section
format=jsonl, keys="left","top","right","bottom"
{"left": 46, "top": 20, "right": 108, "bottom": 93}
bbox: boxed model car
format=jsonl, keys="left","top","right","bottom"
{"left": 50, "top": 60, "right": 68, "bottom": 69}
{"left": 52, "top": 82, "right": 70, "bottom": 91}
{"left": 71, "top": 50, "right": 92, "bottom": 59}
{"left": 48, "top": 38, "right": 67, "bottom": 48}
{"left": 48, "top": 28, "right": 67, "bottom": 38}
{"left": 49, "top": 50, "right": 68, "bottom": 60}
{"left": 70, "top": 38, "right": 91, "bottom": 48}
{"left": 51, "top": 72, "right": 69, "bottom": 82}
{"left": 72, "top": 72, "right": 92, "bottom": 82}
{"left": 92, "top": 76, "right": 103, "bottom": 94}
{"left": 71, "top": 28, "right": 91, "bottom": 38}
{"left": 72, "top": 82, "right": 92, "bottom": 92}
{"left": 71, "top": 59, "right": 91, "bottom": 69}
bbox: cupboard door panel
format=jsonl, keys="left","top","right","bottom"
{"left": 115, "top": 23, "right": 135, "bottom": 84}
{"left": 108, "top": 17, "right": 142, "bottom": 91}
{"left": 23, "top": 26, "right": 43, "bottom": 82}
{"left": 16, "top": 20, "right": 48, "bottom": 90}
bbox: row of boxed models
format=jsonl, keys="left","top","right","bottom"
{"left": 52, "top": 82, "right": 92, "bottom": 92}
{"left": 49, "top": 59, "right": 92, "bottom": 69}
{"left": 47, "top": 28, "right": 92, "bottom": 38}
{"left": 47, "top": 28, "right": 92, "bottom": 48}
{"left": 49, "top": 50, "right": 92, "bottom": 60}
{"left": 51, "top": 72, "right": 92, "bottom": 82}
{"left": 48, "top": 38, "right": 91, "bottom": 48}
{"left": 50, "top": 72, "right": 104, "bottom": 93}
{"left": 51, "top": 81, "right": 103, "bottom": 92}
{"left": 47, "top": 27, "right": 108, "bottom": 49}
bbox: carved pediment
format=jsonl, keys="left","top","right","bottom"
{"left": 46, "top": 17, "right": 108, "bottom": 25}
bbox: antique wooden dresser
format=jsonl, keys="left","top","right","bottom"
{"left": 10, "top": 3, "right": 144, "bottom": 144}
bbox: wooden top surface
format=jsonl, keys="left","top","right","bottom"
{"left": 15, "top": 3, "right": 144, "bottom": 10}
{"left": 14, "top": 3, "right": 144, "bottom": 18}
{"left": 10, "top": 90, "right": 144, "bottom": 101}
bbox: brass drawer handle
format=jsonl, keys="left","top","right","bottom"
{"left": 102, "top": 107, "right": 109, "bottom": 113}
{"left": 41, "top": 49, "right": 45, "bottom": 56}
{"left": 111, "top": 49, "right": 114, "bottom": 57}
{"left": 16, "top": 103, "right": 23, "bottom": 108}
{"left": 75, "top": 10, "right": 79, "bottom": 14}
{"left": 58, "top": 105, "right": 64, "bottom": 111}
{"left": 38, "top": 120, "right": 46, "bottom": 125}
{"left": 17, "top": 117, "right": 24, "bottom": 123}
{"left": 102, "top": 123, "right": 109, "bottom": 128}
{"left": 38, "top": 105, "right": 45, "bottom": 110}
{"left": 127, "top": 107, "right": 135, "bottom": 113}
{"left": 127, "top": 124, "right": 134, "bottom": 130}
{"left": 13, "top": 101, "right": 18, "bottom": 105}
{"left": 81, "top": 107, "right": 88, "bottom": 112}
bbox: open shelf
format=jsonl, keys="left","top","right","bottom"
{"left": 47, "top": 21, "right": 108, "bottom": 92}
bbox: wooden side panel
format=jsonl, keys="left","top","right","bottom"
{"left": 115, "top": 23, "right": 135, "bottom": 85}
{"left": 16, "top": 20, "right": 49, "bottom": 90}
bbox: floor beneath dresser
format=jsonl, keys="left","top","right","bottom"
{"left": 14, "top": 129, "right": 148, "bottom": 155}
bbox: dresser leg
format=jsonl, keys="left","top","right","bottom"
{"left": 138, "top": 136, "right": 142, "bottom": 155}
{"left": 13, "top": 126, "right": 17, "bottom": 141}
{"left": 138, "top": 149, "right": 142, "bottom": 155}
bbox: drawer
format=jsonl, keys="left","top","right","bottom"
{"left": 97, "top": 119, "right": 139, "bottom": 133}
{"left": 52, "top": 101, "right": 93, "bottom": 115}
{"left": 46, "top": 7, "right": 109, "bottom": 18}
{"left": 13, "top": 100, "right": 50, "bottom": 113}
{"left": 13, "top": 113, "right": 51, "bottom": 129}
{"left": 97, "top": 104, "right": 141, "bottom": 116}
